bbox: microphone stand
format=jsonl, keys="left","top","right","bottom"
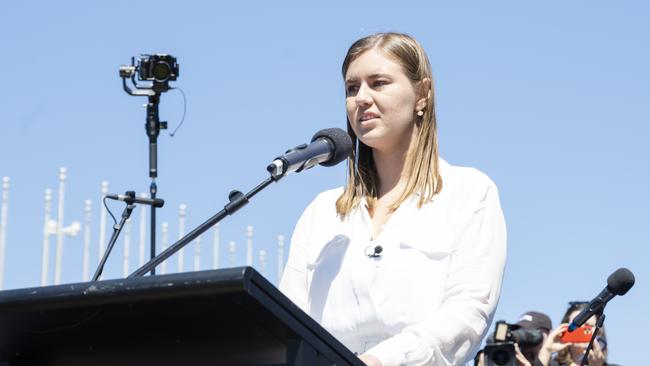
{"left": 92, "top": 195, "right": 137, "bottom": 281}
{"left": 580, "top": 313, "right": 605, "bottom": 366}
{"left": 145, "top": 92, "right": 166, "bottom": 276}
{"left": 129, "top": 176, "right": 277, "bottom": 278}
{"left": 121, "top": 72, "right": 169, "bottom": 276}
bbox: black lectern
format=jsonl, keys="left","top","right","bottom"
{"left": 0, "top": 267, "right": 364, "bottom": 366}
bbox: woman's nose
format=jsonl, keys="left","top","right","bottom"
{"left": 355, "top": 84, "right": 373, "bottom": 107}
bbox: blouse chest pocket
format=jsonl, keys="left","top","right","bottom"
{"left": 370, "top": 226, "right": 454, "bottom": 316}
{"left": 397, "top": 224, "right": 454, "bottom": 260}
{"left": 306, "top": 234, "right": 351, "bottom": 271}
{"left": 391, "top": 202, "right": 457, "bottom": 259}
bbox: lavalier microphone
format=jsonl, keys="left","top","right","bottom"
{"left": 365, "top": 245, "right": 383, "bottom": 258}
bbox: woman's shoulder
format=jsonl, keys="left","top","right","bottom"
{"left": 439, "top": 158, "right": 499, "bottom": 197}
{"left": 301, "top": 186, "right": 344, "bottom": 215}
{"left": 308, "top": 186, "right": 344, "bottom": 207}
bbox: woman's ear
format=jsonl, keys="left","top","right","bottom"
{"left": 415, "top": 78, "right": 431, "bottom": 112}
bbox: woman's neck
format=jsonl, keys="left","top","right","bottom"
{"left": 372, "top": 135, "right": 413, "bottom": 199}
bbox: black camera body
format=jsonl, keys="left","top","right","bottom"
{"left": 119, "top": 54, "right": 179, "bottom": 94}
{"left": 138, "top": 54, "right": 179, "bottom": 83}
{"left": 481, "top": 321, "right": 544, "bottom": 366}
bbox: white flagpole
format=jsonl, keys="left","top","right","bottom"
{"left": 0, "top": 177, "right": 10, "bottom": 289}
{"left": 177, "top": 204, "right": 186, "bottom": 273}
{"left": 212, "top": 224, "right": 220, "bottom": 270}
{"left": 82, "top": 200, "right": 92, "bottom": 281}
{"left": 277, "top": 234, "right": 285, "bottom": 284}
{"left": 122, "top": 219, "right": 132, "bottom": 277}
{"left": 138, "top": 192, "right": 147, "bottom": 266}
{"left": 194, "top": 236, "right": 201, "bottom": 271}
{"left": 53, "top": 167, "right": 67, "bottom": 285}
{"left": 258, "top": 249, "right": 267, "bottom": 277}
{"left": 228, "top": 241, "right": 236, "bottom": 267}
{"left": 161, "top": 222, "right": 169, "bottom": 274}
{"left": 41, "top": 188, "right": 53, "bottom": 286}
{"left": 246, "top": 225, "right": 253, "bottom": 266}
{"left": 98, "top": 181, "right": 109, "bottom": 264}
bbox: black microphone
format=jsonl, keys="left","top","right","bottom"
{"left": 267, "top": 128, "right": 352, "bottom": 179}
{"left": 568, "top": 267, "right": 635, "bottom": 331}
{"left": 106, "top": 191, "right": 165, "bottom": 208}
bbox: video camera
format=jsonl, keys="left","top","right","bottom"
{"left": 480, "top": 320, "right": 544, "bottom": 366}
{"left": 119, "top": 54, "right": 179, "bottom": 94}
{"left": 138, "top": 54, "right": 179, "bottom": 83}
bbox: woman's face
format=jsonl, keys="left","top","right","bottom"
{"left": 344, "top": 48, "right": 424, "bottom": 153}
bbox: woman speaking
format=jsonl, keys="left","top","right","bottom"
{"left": 280, "top": 32, "right": 507, "bottom": 366}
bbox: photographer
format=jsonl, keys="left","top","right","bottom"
{"left": 535, "top": 302, "right": 618, "bottom": 366}
{"left": 517, "top": 311, "right": 553, "bottom": 364}
{"left": 476, "top": 311, "right": 553, "bottom": 366}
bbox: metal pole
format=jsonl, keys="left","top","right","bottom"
{"left": 123, "top": 218, "right": 132, "bottom": 277}
{"left": 259, "top": 249, "right": 267, "bottom": 276}
{"left": 138, "top": 192, "right": 147, "bottom": 266}
{"left": 194, "top": 236, "right": 201, "bottom": 271}
{"left": 82, "top": 200, "right": 92, "bottom": 281}
{"left": 246, "top": 225, "right": 253, "bottom": 266}
{"left": 98, "top": 181, "right": 109, "bottom": 264}
{"left": 160, "top": 222, "right": 169, "bottom": 274}
{"left": 41, "top": 188, "right": 53, "bottom": 286}
{"left": 177, "top": 204, "right": 186, "bottom": 273}
{"left": 0, "top": 177, "right": 10, "bottom": 289}
{"left": 228, "top": 241, "right": 236, "bottom": 267}
{"left": 277, "top": 234, "right": 285, "bottom": 283}
{"left": 212, "top": 224, "right": 220, "bottom": 270}
{"left": 54, "top": 167, "right": 67, "bottom": 285}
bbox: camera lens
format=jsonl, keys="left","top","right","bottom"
{"left": 152, "top": 61, "right": 172, "bottom": 82}
{"left": 491, "top": 349, "right": 511, "bottom": 365}
{"left": 512, "top": 328, "right": 543, "bottom": 347}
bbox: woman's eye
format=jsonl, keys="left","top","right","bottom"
{"left": 373, "top": 80, "right": 389, "bottom": 88}
{"left": 346, "top": 85, "right": 359, "bottom": 94}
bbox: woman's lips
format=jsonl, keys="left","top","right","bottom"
{"left": 359, "top": 113, "right": 379, "bottom": 122}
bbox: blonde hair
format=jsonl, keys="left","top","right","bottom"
{"left": 335, "top": 32, "right": 442, "bottom": 216}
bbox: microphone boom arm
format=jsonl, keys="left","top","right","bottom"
{"left": 128, "top": 176, "right": 275, "bottom": 278}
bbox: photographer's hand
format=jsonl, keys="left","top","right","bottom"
{"left": 537, "top": 324, "right": 571, "bottom": 366}
{"left": 358, "top": 354, "right": 382, "bottom": 366}
{"left": 514, "top": 343, "right": 532, "bottom": 366}
{"left": 476, "top": 352, "right": 486, "bottom": 366}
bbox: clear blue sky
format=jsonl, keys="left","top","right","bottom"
{"left": 1, "top": 1, "right": 648, "bottom": 364}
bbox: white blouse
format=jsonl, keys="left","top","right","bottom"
{"left": 279, "top": 159, "right": 507, "bottom": 366}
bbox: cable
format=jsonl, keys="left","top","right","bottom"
{"left": 102, "top": 196, "right": 117, "bottom": 226}
{"left": 169, "top": 87, "right": 187, "bottom": 137}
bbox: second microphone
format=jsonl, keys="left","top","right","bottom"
{"left": 106, "top": 191, "right": 165, "bottom": 208}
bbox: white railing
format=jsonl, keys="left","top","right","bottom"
{"left": 0, "top": 168, "right": 287, "bottom": 290}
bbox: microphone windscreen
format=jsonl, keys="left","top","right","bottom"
{"left": 607, "top": 267, "right": 635, "bottom": 296}
{"left": 312, "top": 128, "right": 353, "bottom": 167}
